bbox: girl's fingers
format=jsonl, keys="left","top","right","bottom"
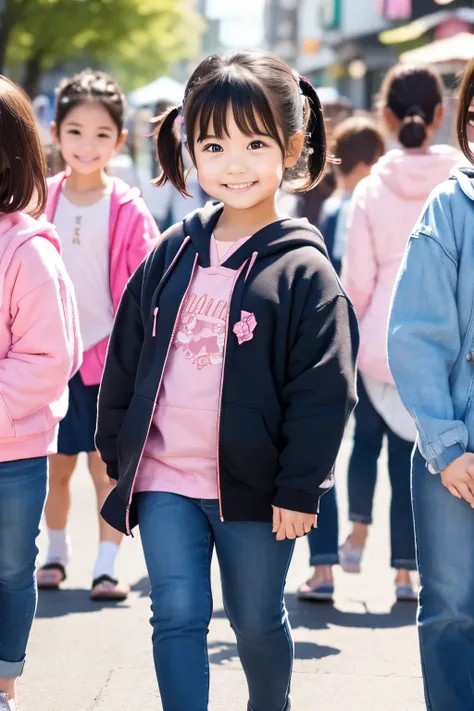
{"left": 275, "top": 523, "right": 287, "bottom": 541}
{"left": 448, "top": 485, "right": 461, "bottom": 499}
{"left": 303, "top": 521, "right": 313, "bottom": 534}
{"left": 456, "top": 482, "right": 474, "bottom": 506}
{"left": 272, "top": 506, "right": 281, "bottom": 533}
{"left": 294, "top": 521, "right": 306, "bottom": 538}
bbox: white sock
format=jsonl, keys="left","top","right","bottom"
{"left": 45, "top": 528, "right": 71, "bottom": 566}
{"left": 93, "top": 541, "right": 120, "bottom": 581}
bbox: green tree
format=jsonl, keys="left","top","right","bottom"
{"left": 2, "top": 0, "right": 202, "bottom": 96}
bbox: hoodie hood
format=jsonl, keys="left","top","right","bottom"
{"left": 0, "top": 212, "right": 60, "bottom": 308}
{"left": 372, "top": 145, "right": 461, "bottom": 200}
{"left": 451, "top": 166, "right": 474, "bottom": 201}
{"left": 184, "top": 202, "right": 328, "bottom": 270}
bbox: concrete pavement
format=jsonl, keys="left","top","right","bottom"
{"left": 21, "top": 435, "right": 424, "bottom": 710}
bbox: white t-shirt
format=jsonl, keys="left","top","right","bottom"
{"left": 55, "top": 191, "right": 114, "bottom": 350}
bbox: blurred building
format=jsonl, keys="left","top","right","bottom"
{"left": 264, "top": 0, "right": 299, "bottom": 66}
{"left": 266, "top": 0, "right": 474, "bottom": 111}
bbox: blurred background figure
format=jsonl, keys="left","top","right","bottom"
{"left": 340, "top": 64, "right": 460, "bottom": 601}
{"left": 320, "top": 115, "right": 386, "bottom": 275}
{"left": 298, "top": 115, "right": 385, "bottom": 603}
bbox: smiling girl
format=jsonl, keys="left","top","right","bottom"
{"left": 96, "top": 51, "right": 359, "bottom": 710}
{"left": 37, "top": 70, "right": 159, "bottom": 601}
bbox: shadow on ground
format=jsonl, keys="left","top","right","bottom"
{"left": 208, "top": 639, "right": 340, "bottom": 665}
{"left": 212, "top": 593, "right": 416, "bottom": 631}
{"left": 35, "top": 588, "right": 132, "bottom": 618}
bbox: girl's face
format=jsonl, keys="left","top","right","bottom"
{"left": 192, "top": 108, "right": 303, "bottom": 210}
{"left": 53, "top": 101, "right": 127, "bottom": 175}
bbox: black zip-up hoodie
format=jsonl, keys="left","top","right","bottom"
{"left": 96, "top": 202, "right": 359, "bottom": 535}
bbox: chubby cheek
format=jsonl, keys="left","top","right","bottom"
{"left": 194, "top": 158, "right": 221, "bottom": 193}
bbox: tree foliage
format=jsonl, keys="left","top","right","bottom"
{"left": 1, "top": 0, "right": 202, "bottom": 94}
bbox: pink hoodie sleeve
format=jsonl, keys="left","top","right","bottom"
{"left": 126, "top": 196, "right": 161, "bottom": 277}
{"left": 0, "top": 243, "right": 82, "bottom": 434}
{"left": 341, "top": 181, "right": 378, "bottom": 323}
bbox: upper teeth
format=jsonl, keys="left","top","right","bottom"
{"left": 226, "top": 182, "right": 253, "bottom": 190}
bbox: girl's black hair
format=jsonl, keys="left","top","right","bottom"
{"left": 154, "top": 51, "right": 327, "bottom": 196}
{"left": 380, "top": 64, "right": 444, "bottom": 149}
{"left": 55, "top": 69, "right": 126, "bottom": 134}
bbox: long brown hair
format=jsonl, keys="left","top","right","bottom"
{"left": 154, "top": 51, "right": 327, "bottom": 196}
{"left": 0, "top": 75, "right": 46, "bottom": 217}
{"left": 457, "top": 58, "right": 474, "bottom": 165}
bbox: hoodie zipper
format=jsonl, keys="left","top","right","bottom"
{"left": 125, "top": 253, "right": 198, "bottom": 535}
{"left": 215, "top": 254, "right": 257, "bottom": 522}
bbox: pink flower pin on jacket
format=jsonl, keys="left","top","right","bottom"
{"left": 233, "top": 311, "right": 257, "bottom": 345}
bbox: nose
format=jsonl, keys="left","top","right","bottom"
{"left": 225, "top": 157, "right": 247, "bottom": 175}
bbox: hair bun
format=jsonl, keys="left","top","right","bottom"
{"left": 399, "top": 108, "right": 427, "bottom": 149}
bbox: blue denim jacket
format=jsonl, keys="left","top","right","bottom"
{"left": 388, "top": 167, "right": 474, "bottom": 473}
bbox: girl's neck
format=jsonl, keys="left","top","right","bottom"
{"left": 65, "top": 169, "right": 109, "bottom": 194}
{"left": 214, "top": 194, "right": 284, "bottom": 242}
{"left": 63, "top": 169, "right": 111, "bottom": 207}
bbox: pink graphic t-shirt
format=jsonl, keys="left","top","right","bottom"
{"left": 135, "top": 235, "right": 249, "bottom": 498}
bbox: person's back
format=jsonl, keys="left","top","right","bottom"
{"left": 344, "top": 68, "right": 460, "bottom": 383}
{"left": 319, "top": 115, "right": 385, "bottom": 275}
{"left": 348, "top": 145, "right": 459, "bottom": 381}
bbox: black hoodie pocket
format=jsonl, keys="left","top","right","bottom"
{"left": 220, "top": 404, "right": 279, "bottom": 492}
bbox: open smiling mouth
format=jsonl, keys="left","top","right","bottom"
{"left": 223, "top": 181, "right": 257, "bottom": 191}
{"left": 75, "top": 156, "right": 100, "bottom": 164}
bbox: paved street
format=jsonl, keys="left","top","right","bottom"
{"left": 21, "top": 432, "right": 424, "bottom": 711}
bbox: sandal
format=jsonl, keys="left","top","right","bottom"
{"left": 90, "top": 575, "right": 130, "bottom": 602}
{"left": 298, "top": 580, "right": 334, "bottom": 602}
{"left": 37, "top": 562, "right": 67, "bottom": 590}
{"left": 0, "top": 692, "right": 15, "bottom": 710}
{"left": 339, "top": 538, "right": 364, "bottom": 574}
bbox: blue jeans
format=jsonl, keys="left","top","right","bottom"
{"left": 307, "top": 485, "right": 339, "bottom": 566}
{"left": 0, "top": 457, "right": 47, "bottom": 679}
{"left": 412, "top": 449, "right": 474, "bottom": 710}
{"left": 347, "top": 375, "right": 416, "bottom": 570}
{"left": 137, "top": 492, "right": 295, "bottom": 711}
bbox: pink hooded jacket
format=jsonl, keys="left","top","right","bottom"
{"left": 342, "top": 145, "right": 460, "bottom": 384}
{"left": 46, "top": 172, "right": 160, "bottom": 385}
{"left": 0, "top": 212, "right": 82, "bottom": 462}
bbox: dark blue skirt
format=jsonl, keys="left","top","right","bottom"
{"left": 57, "top": 373, "right": 100, "bottom": 456}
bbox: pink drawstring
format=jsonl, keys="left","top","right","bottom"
{"left": 245, "top": 251, "right": 258, "bottom": 282}
{"left": 152, "top": 307, "right": 159, "bottom": 337}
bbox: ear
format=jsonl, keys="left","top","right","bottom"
{"left": 430, "top": 103, "right": 445, "bottom": 135}
{"left": 115, "top": 128, "right": 128, "bottom": 152}
{"left": 284, "top": 130, "right": 305, "bottom": 169}
{"left": 51, "top": 121, "right": 59, "bottom": 144}
{"left": 383, "top": 106, "right": 400, "bottom": 135}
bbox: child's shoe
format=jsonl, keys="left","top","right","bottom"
{"left": 0, "top": 693, "right": 16, "bottom": 710}
{"left": 339, "top": 537, "right": 364, "bottom": 573}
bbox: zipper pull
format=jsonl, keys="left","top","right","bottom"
{"left": 152, "top": 307, "right": 159, "bottom": 338}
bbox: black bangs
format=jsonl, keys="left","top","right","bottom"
{"left": 186, "top": 73, "right": 285, "bottom": 154}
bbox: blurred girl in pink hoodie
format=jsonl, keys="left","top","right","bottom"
{"left": 0, "top": 76, "right": 81, "bottom": 711}
{"left": 340, "top": 65, "right": 459, "bottom": 599}
{"left": 36, "top": 70, "right": 159, "bottom": 601}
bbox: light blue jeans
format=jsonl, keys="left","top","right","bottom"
{"left": 0, "top": 457, "right": 47, "bottom": 679}
{"left": 412, "top": 449, "right": 474, "bottom": 710}
{"left": 137, "top": 492, "right": 295, "bottom": 711}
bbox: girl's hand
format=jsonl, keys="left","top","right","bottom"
{"left": 272, "top": 506, "right": 316, "bottom": 541}
{"left": 441, "top": 453, "right": 474, "bottom": 507}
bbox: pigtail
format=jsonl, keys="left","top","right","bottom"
{"left": 153, "top": 105, "right": 190, "bottom": 197}
{"left": 298, "top": 76, "right": 327, "bottom": 191}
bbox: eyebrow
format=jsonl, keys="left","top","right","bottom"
{"left": 64, "top": 121, "right": 113, "bottom": 131}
